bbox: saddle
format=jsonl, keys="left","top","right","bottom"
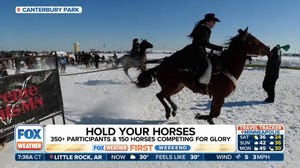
{"left": 196, "top": 53, "right": 222, "bottom": 95}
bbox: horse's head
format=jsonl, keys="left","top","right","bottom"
{"left": 233, "top": 27, "right": 270, "bottom": 57}
{"left": 140, "top": 39, "right": 153, "bottom": 49}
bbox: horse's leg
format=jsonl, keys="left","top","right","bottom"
{"left": 166, "top": 97, "right": 177, "bottom": 117}
{"left": 195, "top": 114, "right": 215, "bottom": 124}
{"left": 195, "top": 96, "right": 225, "bottom": 124}
{"left": 156, "top": 92, "right": 171, "bottom": 119}
{"left": 157, "top": 82, "right": 184, "bottom": 119}
{"left": 209, "top": 96, "right": 225, "bottom": 118}
{"left": 123, "top": 67, "right": 134, "bottom": 82}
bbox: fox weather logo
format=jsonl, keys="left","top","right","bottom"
{"left": 15, "top": 125, "right": 44, "bottom": 151}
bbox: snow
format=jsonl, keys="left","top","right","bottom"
{"left": 56, "top": 51, "right": 68, "bottom": 57}
{"left": 251, "top": 56, "right": 300, "bottom": 67}
{"left": 1, "top": 53, "right": 300, "bottom": 168}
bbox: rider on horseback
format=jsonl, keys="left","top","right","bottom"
{"left": 188, "top": 13, "right": 223, "bottom": 91}
{"left": 130, "top": 38, "right": 140, "bottom": 58}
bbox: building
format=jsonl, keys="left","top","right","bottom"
{"left": 73, "top": 42, "right": 80, "bottom": 53}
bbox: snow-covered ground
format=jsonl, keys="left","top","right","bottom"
{"left": 251, "top": 55, "right": 300, "bottom": 67}
{"left": 1, "top": 53, "right": 300, "bottom": 168}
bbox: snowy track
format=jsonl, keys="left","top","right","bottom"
{"left": 1, "top": 64, "right": 299, "bottom": 168}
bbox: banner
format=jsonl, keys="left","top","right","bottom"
{"left": 14, "top": 124, "right": 284, "bottom": 161}
{"left": 43, "top": 125, "right": 236, "bottom": 153}
{"left": 0, "top": 69, "right": 63, "bottom": 138}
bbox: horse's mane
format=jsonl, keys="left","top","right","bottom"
{"left": 221, "top": 32, "right": 246, "bottom": 66}
{"left": 224, "top": 32, "right": 244, "bottom": 49}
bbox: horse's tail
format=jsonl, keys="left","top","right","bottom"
{"left": 136, "top": 66, "right": 159, "bottom": 88}
{"left": 116, "top": 55, "right": 127, "bottom": 66}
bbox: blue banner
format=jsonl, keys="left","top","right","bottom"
{"left": 15, "top": 153, "right": 284, "bottom": 161}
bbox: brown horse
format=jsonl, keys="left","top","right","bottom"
{"left": 136, "top": 28, "right": 270, "bottom": 124}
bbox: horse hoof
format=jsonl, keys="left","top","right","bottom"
{"left": 195, "top": 113, "right": 201, "bottom": 119}
{"left": 165, "top": 115, "right": 170, "bottom": 120}
{"left": 207, "top": 118, "right": 215, "bottom": 125}
{"left": 195, "top": 114, "right": 209, "bottom": 120}
{"left": 172, "top": 112, "right": 176, "bottom": 117}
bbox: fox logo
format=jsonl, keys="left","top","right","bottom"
{"left": 15, "top": 125, "right": 44, "bottom": 151}
{"left": 17, "top": 128, "right": 41, "bottom": 139}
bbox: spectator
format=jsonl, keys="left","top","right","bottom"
{"left": 262, "top": 45, "right": 281, "bottom": 103}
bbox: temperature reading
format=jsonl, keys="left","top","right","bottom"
{"left": 275, "top": 146, "right": 282, "bottom": 151}
{"left": 259, "top": 135, "right": 266, "bottom": 139}
{"left": 139, "top": 155, "right": 149, "bottom": 160}
{"left": 275, "top": 140, "right": 282, "bottom": 145}
{"left": 190, "top": 154, "right": 200, "bottom": 160}
{"left": 259, "top": 141, "right": 266, "bottom": 145}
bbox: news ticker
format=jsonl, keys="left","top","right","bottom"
{"left": 15, "top": 153, "right": 284, "bottom": 161}
{"left": 14, "top": 124, "right": 284, "bottom": 161}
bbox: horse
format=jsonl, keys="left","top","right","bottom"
{"left": 117, "top": 39, "right": 153, "bottom": 81}
{"left": 105, "top": 54, "right": 118, "bottom": 68}
{"left": 136, "top": 28, "right": 270, "bottom": 124}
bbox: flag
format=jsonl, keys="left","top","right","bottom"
{"left": 280, "top": 44, "right": 290, "bottom": 51}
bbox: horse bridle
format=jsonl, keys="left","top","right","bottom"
{"left": 242, "top": 33, "right": 259, "bottom": 61}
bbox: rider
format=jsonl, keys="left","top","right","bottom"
{"left": 188, "top": 13, "right": 223, "bottom": 90}
{"left": 130, "top": 38, "right": 140, "bottom": 58}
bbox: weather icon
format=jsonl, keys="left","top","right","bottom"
{"left": 269, "top": 136, "right": 274, "bottom": 139}
{"left": 254, "top": 135, "right": 259, "bottom": 140}
{"left": 254, "top": 147, "right": 259, "bottom": 151}
{"left": 269, "top": 141, "right": 274, "bottom": 145}
{"left": 130, "top": 154, "right": 136, "bottom": 160}
{"left": 254, "top": 141, "right": 258, "bottom": 145}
